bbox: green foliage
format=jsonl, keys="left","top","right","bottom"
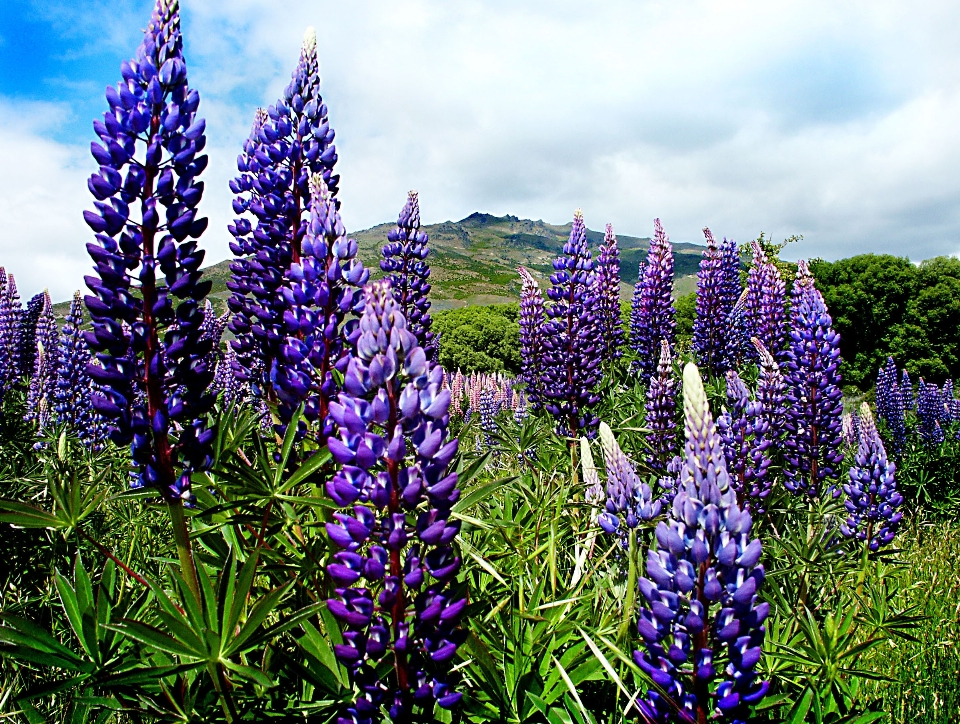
{"left": 434, "top": 303, "right": 521, "bottom": 373}
{"left": 810, "top": 254, "right": 960, "bottom": 389}
{"left": 674, "top": 291, "right": 696, "bottom": 344}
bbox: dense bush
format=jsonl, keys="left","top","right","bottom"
{"left": 434, "top": 303, "right": 521, "bottom": 373}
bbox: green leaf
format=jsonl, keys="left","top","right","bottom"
{"left": 0, "top": 499, "right": 64, "bottom": 529}
{"left": 281, "top": 447, "right": 332, "bottom": 492}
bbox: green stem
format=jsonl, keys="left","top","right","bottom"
{"left": 167, "top": 499, "right": 201, "bottom": 605}
{"left": 206, "top": 661, "right": 238, "bottom": 723}
{"left": 619, "top": 528, "right": 639, "bottom": 642}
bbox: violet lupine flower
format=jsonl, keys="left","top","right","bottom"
{"left": 645, "top": 339, "right": 678, "bottom": 473}
{"left": 875, "top": 359, "right": 907, "bottom": 456}
{"left": 478, "top": 388, "right": 500, "bottom": 451}
{"left": 227, "top": 27, "right": 340, "bottom": 398}
{"left": 782, "top": 262, "right": 844, "bottom": 497}
{"left": 541, "top": 210, "right": 602, "bottom": 437}
{"left": 53, "top": 292, "right": 104, "bottom": 447}
{"left": 629, "top": 219, "right": 675, "bottom": 383}
{"left": 841, "top": 413, "right": 859, "bottom": 448}
{"left": 752, "top": 338, "right": 785, "bottom": 439}
{"left": 719, "top": 240, "right": 743, "bottom": 369}
{"left": 271, "top": 175, "right": 368, "bottom": 440}
{"left": 597, "top": 421, "right": 661, "bottom": 540}
{"left": 17, "top": 293, "right": 44, "bottom": 380}
{"left": 744, "top": 242, "right": 787, "bottom": 362}
{"left": 692, "top": 228, "right": 728, "bottom": 376}
{"left": 324, "top": 280, "right": 464, "bottom": 722}
{"left": 718, "top": 370, "right": 773, "bottom": 514}
{"left": 942, "top": 380, "right": 955, "bottom": 423}
{"left": 916, "top": 379, "right": 945, "bottom": 447}
{"left": 381, "top": 191, "right": 436, "bottom": 361}
{"left": 212, "top": 345, "right": 246, "bottom": 407}
{"left": 595, "top": 223, "right": 624, "bottom": 362}
{"left": 518, "top": 266, "right": 546, "bottom": 411}
{"left": 82, "top": 0, "right": 214, "bottom": 501}
{"left": 635, "top": 363, "right": 768, "bottom": 724}
{"left": 0, "top": 269, "right": 23, "bottom": 398}
{"left": 841, "top": 403, "right": 903, "bottom": 551}
{"left": 25, "top": 291, "right": 58, "bottom": 425}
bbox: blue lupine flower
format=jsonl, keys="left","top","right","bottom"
{"left": 597, "top": 421, "right": 661, "bottom": 540}
{"left": 744, "top": 242, "right": 786, "bottom": 362}
{"left": 271, "top": 175, "right": 368, "bottom": 441}
{"left": 718, "top": 371, "right": 773, "bottom": 514}
{"left": 635, "top": 362, "right": 769, "bottom": 724}
{"left": 25, "top": 291, "right": 57, "bottom": 426}
{"left": 541, "top": 210, "right": 602, "bottom": 436}
{"left": 693, "top": 228, "right": 728, "bottom": 376}
{"left": 0, "top": 269, "right": 23, "bottom": 398}
{"left": 53, "top": 292, "right": 105, "bottom": 448}
{"left": 646, "top": 339, "right": 678, "bottom": 473}
{"left": 841, "top": 404, "right": 903, "bottom": 551}
{"left": 518, "top": 266, "right": 545, "bottom": 410}
{"left": 227, "top": 27, "right": 340, "bottom": 400}
{"left": 324, "top": 280, "right": 465, "bottom": 722}
{"left": 595, "top": 223, "right": 624, "bottom": 362}
{"left": 82, "top": 0, "right": 214, "bottom": 500}
{"left": 630, "top": 219, "right": 675, "bottom": 382}
{"left": 381, "top": 191, "right": 436, "bottom": 361}
{"left": 782, "top": 262, "right": 843, "bottom": 497}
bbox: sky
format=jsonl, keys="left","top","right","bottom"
{"left": 2, "top": 0, "right": 960, "bottom": 300}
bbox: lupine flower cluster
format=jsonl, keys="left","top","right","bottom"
{"left": 635, "top": 363, "right": 768, "bottom": 724}
{"left": 542, "top": 210, "right": 602, "bottom": 436}
{"left": 782, "top": 262, "right": 843, "bottom": 497}
{"left": 841, "top": 404, "right": 903, "bottom": 551}
{"left": 82, "top": 0, "right": 214, "bottom": 501}
{"left": 54, "top": 293, "right": 106, "bottom": 447}
{"left": 693, "top": 228, "right": 734, "bottom": 376}
{"left": 645, "top": 340, "right": 678, "bottom": 473}
{"left": 477, "top": 388, "right": 501, "bottom": 452}
{"left": 270, "top": 175, "right": 368, "bottom": 440}
{"left": 596, "top": 421, "right": 661, "bottom": 543}
{"left": 692, "top": 229, "right": 722, "bottom": 374}
{"left": 17, "top": 293, "right": 44, "bottom": 380}
{"left": 324, "top": 280, "right": 465, "bottom": 721}
{"left": 517, "top": 266, "right": 545, "bottom": 410}
{"left": 718, "top": 371, "right": 773, "bottom": 514}
{"left": 25, "top": 292, "right": 57, "bottom": 425}
{"left": 743, "top": 242, "right": 786, "bottom": 362}
{"left": 594, "top": 224, "right": 624, "bottom": 362}
{"left": 916, "top": 378, "right": 947, "bottom": 446}
{"left": 446, "top": 370, "right": 522, "bottom": 423}
{"left": 381, "top": 191, "right": 436, "bottom": 361}
{"left": 227, "top": 27, "right": 340, "bottom": 403}
{"left": 752, "top": 338, "right": 785, "bottom": 440}
{"left": 841, "top": 411, "right": 861, "bottom": 448}
{"left": 0, "top": 269, "right": 23, "bottom": 399}
{"left": 630, "top": 219, "right": 675, "bottom": 383}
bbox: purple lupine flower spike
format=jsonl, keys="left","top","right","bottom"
{"left": 635, "top": 363, "right": 768, "bottom": 723}
{"left": 541, "top": 209, "right": 602, "bottom": 437}
{"left": 900, "top": 368, "right": 915, "bottom": 411}
{"left": 478, "top": 388, "right": 500, "bottom": 451}
{"left": 752, "top": 337, "right": 785, "bottom": 446}
{"left": 53, "top": 292, "right": 105, "bottom": 447}
{"left": 597, "top": 421, "right": 661, "bottom": 540}
{"left": 692, "top": 228, "right": 727, "bottom": 376}
{"left": 782, "top": 261, "right": 844, "bottom": 497}
{"left": 82, "top": 0, "right": 214, "bottom": 501}
{"left": 629, "top": 219, "right": 675, "bottom": 382}
{"left": 595, "top": 223, "right": 624, "bottom": 362}
{"left": 718, "top": 241, "right": 744, "bottom": 369}
{"left": 718, "top": 370, "right": 773, "bottom": 514}
{"left": 916, "top": 379, "right": 945, "bottom": 446}
{"left": 645, "top": 339, "right": 678, "bottom": 473}
{"left": 17, "top": 293, "right": 45, "bottom": 380}
{"left": 228, "top": 27, "right": 340, "bottom": 401}
{"left": 875, "top": 357, "right": 906, "bottom": 455}
{"left": 381, "top": 191, "right": 436, "bottom": 361}
{"left": 0, "top": 269, "right": 23, "bottom": 398}
{"left": 744, "top": 241, "right": 787, "bottom": 362}
{"left": 325, "top": 280, "right": 464, "bottom": 722}
{"left": 518, "top": 266, "right": 545, "bottom": 411}
{"left": 272, "top": 174, "right": 368, "bottom": 441}
{"left": 841, "top": 403, "right": 903, "bottom": 551}
{"left": 26, "top": 291, "right": 58, "bottom": 426}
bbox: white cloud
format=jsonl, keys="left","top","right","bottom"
{"left": 4, "top": 0, "right": 960, "bottom": 298}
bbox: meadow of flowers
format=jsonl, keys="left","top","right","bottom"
{"left": 1, "top": 1, "right": 960, "bottom": 723}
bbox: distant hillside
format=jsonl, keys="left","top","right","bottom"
{"left": 198, "top": 212, "right": 705, "bottom": 312}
